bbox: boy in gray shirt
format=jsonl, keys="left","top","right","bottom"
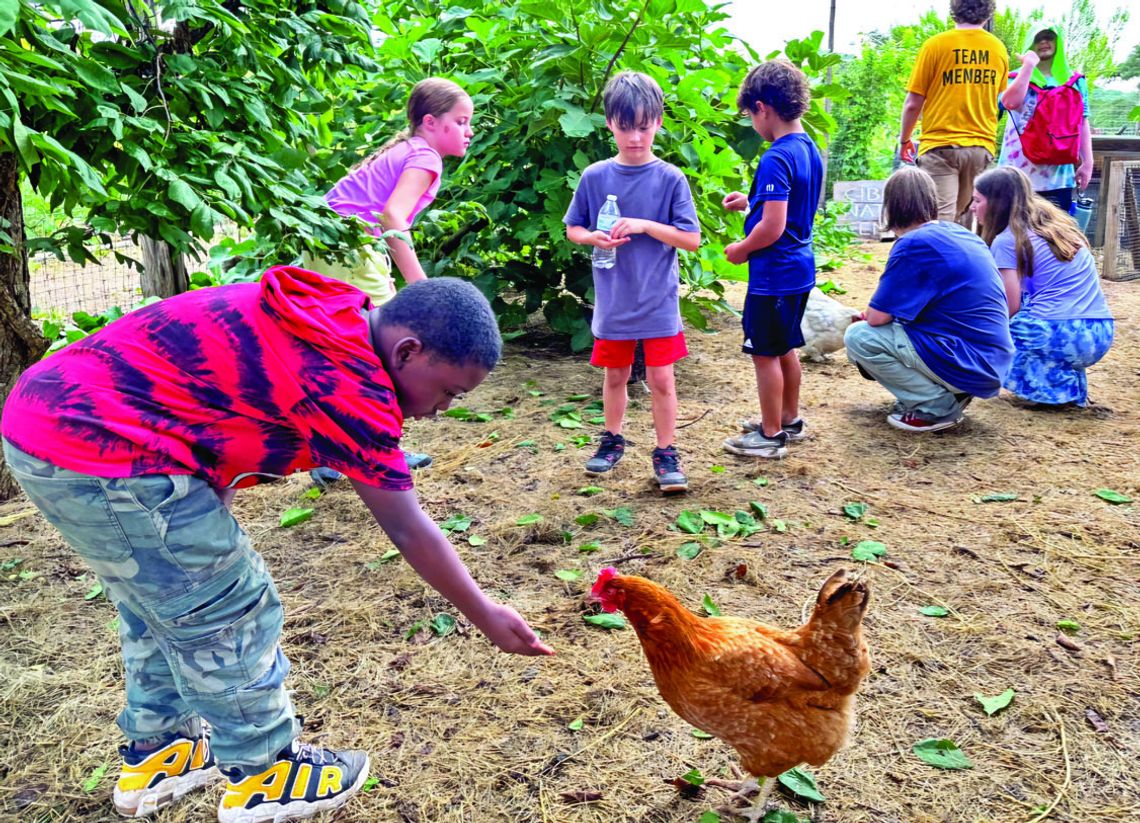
{"left": 564, "top": 71, "right": 701, "bottom": 493}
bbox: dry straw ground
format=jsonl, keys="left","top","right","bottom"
{"left": 0, "top": 245, "right": 1136, "bottom": 823}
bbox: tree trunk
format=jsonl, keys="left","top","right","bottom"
{"left": 0, "top": 153, "right": 49, "bottom": 500}
{"left": 820, "top": 0, "right": 837, "bottom": 207}
{"left": 139, "top": 235, "right": 188, "bottom": 298}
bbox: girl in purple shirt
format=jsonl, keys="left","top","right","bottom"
{"left": 304, "top": 77, "right": 474, "bottom": 303}
{"left": 972, "top": 166, "right": 1113, "bottom": 407}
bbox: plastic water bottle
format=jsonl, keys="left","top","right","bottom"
{"left": 592, "top": 195, "right": 620, "bottom": 269}
{"left": 1070, "top": 195, "right": 1093, "bottom": 233}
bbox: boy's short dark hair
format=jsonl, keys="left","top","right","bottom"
{"left": 378, "top": 277, "right": 501, "bottom": 371}
{"left": 950, "top": 0, "right": 995, "bottom": 25}
{"left": 882, "top": 166, "right": 938, "bottom": 232}
{"left": 736, "top": 60, "right": 811, "bottom": 122}
{"left": 603, "top": 71, "right": 664, "bottom": 129}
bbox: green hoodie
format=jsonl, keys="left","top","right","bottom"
{"left": 1022, "top": 24, "right": 1074, "bottom": 87}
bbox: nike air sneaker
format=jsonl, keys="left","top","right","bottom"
{"left": 113, "top": 718, "right": 220, "bottom": 817}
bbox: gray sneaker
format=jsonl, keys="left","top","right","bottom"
{"left": 723, "top": 429, "right": 789, "bottom": 458}
{"left": 739, "top": 417, "right": 807, "bottom": 441}
{"left": 651, "top": 445, "right": 688, "bottom": 493}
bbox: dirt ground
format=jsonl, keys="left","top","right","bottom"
{"left": 1, "top": 244, "right": 1137, "bottom": 823}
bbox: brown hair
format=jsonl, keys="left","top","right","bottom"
{"left": 950, "top": 0, "right": 996, "bottom": 25}
{"left": 882, "top": 166, "right": 938, "bottom": 232}
{"left": 355, "top": 78, "right": 469, "bottom": 169}
{"left": 603, "top": 71, "right": 664, "bottom": 129}
{"left": 736, "top": 60, "right": 811, "bottom": 121}
{"left": 974, "top": 166, "right": 1087, "bottom": 278}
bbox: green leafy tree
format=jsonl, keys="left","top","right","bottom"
{"left": 0, "top": 0, "right": 377, "bottom": 497}
{"left": 341, "top": 0, "right": 841, "bottom": 348}
{"left": 1119, "top": 43, "right": 1140, "bottom": 79}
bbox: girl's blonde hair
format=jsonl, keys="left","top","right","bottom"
{"left": 882, "top": 166, "right": 938, "bottom": 232}
{"left": 355, "top": 78, "right": 469, "bottom": 169}
{"left": 974, "top": 166, "right": 1087, "bottom": 279}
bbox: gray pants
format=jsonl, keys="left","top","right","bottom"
{"left": 844, "top": 321, "right": 964, "bottom": 417}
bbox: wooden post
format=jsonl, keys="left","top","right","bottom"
{"left": 1101, "top": 160, "right": 1124, "bottom": 280}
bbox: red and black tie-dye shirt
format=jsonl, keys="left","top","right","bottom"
{"left": 1, "top": 266, "right": 412, "bottom": 490}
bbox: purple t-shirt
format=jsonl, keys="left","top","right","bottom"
{"left": 991, "top": 229, "right": 1111, "bottom": 321}
{"left": 564, "top": 158, "right": 699, "bottom": 340}
{"left": 326, "top": 136, "right": 443, "bottom": 231}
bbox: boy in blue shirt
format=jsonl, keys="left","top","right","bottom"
{"left": 564, "top": 72, "right": 701, "bottom": 492}
{"left": 722, "top": 61, "right": 823, "bottom": 459}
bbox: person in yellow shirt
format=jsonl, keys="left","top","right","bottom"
{"left": 899, "top": 0, "right": 1009, "bottom": 226}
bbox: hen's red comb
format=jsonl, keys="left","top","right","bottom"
{"left": 591, "top": 566, "right": 619, "bottom": 597}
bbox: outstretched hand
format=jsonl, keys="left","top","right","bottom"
{"left": 474, "top": 602, "right": 555, "bottom": 656}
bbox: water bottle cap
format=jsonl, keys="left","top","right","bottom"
{"left": 606, "top": 194, "right": 617, "bottom": 200}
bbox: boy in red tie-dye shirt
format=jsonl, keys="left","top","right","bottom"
{"left": 1, "top": 269, "right": 551, "bottom": 823}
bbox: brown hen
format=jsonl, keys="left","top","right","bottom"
{"left": 591, "top": 567, "right": 870, "bottom": 786}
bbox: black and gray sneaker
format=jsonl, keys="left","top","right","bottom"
{"left": 739, "top": 417, "right": 807, "bottom": 441}
{"left": 723, "top": 429, "right": 789, "bottom": 459}
{"left": 651, "top": 445, "right": 688, "bottom": 493}
{"left": 585, "top": 431, "right": 625, "bottom": 474}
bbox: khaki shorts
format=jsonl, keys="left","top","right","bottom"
{"left": 300, "top": 244, "right": 395, "bottom": 305}
{"left": 916, "top": 146, "right": 993, "bottom": 227}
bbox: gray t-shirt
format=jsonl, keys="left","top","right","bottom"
{"left": 564, "top": 158, "right": 699, "bottom": 340}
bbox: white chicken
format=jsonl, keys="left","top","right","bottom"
{"left": 800, "top": 287, "right": 862, "bottom": 362}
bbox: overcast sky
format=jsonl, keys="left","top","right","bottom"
{"left": 723, "top": 0, "right": 1138, "bottom": 60}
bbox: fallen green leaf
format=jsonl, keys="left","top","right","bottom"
{"left": 710, "top": 465, "right": 726, "bottom": 474}
{"left": 1094, "top": 488, "right": 1132, "bottom": 505}
{"left": 772, "top": 519, "right": 787, "bottom": 533}
{"left": 676, "top": 542, "right": 703, "bottom": 560}
{"left": 83, "top": 762, "right": 109, "bottom": 792}
{"left": 851, "top": 540, "right": 887, "bottom": 562}
{"left": 577, "top": 541, "right": 601, "bottom": 554}
{"left": 516, "top": 514, "right": 543, "bottom": 526}
{"left": 578, "top": 485, "right": 604, "bottom": 496}
{"left": 584, "top": 613, "right": 626, "bottom": 630}
{"left": 575, "top": 513, "right": 600, "bottom": 527}
{"left": 753, "top": 477, "right": 770, "bottom": 487}
{"left": 702, "top": 594, "right": 721, "bottom": 617}
{"left": 566, "top": 393, "right": 591, "bottom": 401}
{"left": 362, "top": 776, "right": 380, "bottom": 792}
{"left": 912, "top": 738, "right": 973, "bottom": 770}
{"left": 681, "top": 767, "right": 705, "bottom": 786}
{"left": 920, "top": 605, "right": 949, "bottom": 617}
{"left": 567, "top": 716, "right": 584, "bottom": 731}
{"left": 430, "top": 614, "right": 456, "bottom": 637}
{"left": 842, "top": 501, "right": 868, "bottom": 520}
{"left": 554, "top": 569, "right": 583, "bottom": 582}
{"left": 301, "top": 487, "right": 322, "bottom": 500}
{"left": 749, "top": 501, "right": 769, "bottom": 520}
{"left": 974, "top": 688, "right": 1015, "bottom": 716}
{"left": 1056, "top": 619, "right": 1080, "bottom": 633}
{"left": 84, "top": 581, "right": 104, "bottom": 601}
{"left": 440, "top": 514, "right": 472, "bottom": 532}
{"left": 699, "top": 812, "right": 721, "bottom": 823}
{"left": 467, "top": 535, "right": 486, "bottom": 546}
{"left": 603, "top": 507, "right": 635, "bottom": 527}
{"left": 777, "top": 766, "right": 825, "bottom": 802}
{"left": 280, "top": 507, "right": 314, "bottom": 528}
{"left": 973, "top": 493, "right": 1018, "bottom": 503}
{"left": 691, "top": 728, "right": 713, "bottom": 739}
{"left": 676, "top": 510, "right": 704, "bottom": 534}
{"left": 700, "top": 510, "right": 735, "bottom": 526}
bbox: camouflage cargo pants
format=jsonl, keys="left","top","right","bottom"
{"left": 3, "top": 439, "right": 298, "bottom": 772}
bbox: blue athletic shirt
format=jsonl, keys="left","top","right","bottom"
{"left": 870, "top": 222, "right": 1014, "bottom": 397}
{"left": 745, "top": 132, "right": 823, "bottom": 296}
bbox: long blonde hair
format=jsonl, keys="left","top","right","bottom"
{"left": 974, "top": 166, "right": 1087, "bottom": 278}
{"left": 354, "top": 78, "right": 469, "bottom": 170}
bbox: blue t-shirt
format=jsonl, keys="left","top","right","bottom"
{"left": 745, "top": 132, "right": 823, "bottom": 296}
{"left": 564, "top": 158, "right": 699, "bottom": 340}
{"left": 870, "top": 222, "right": 1014, "bottom": 397}
{"left": 991, "top": 229, "right": 1111, "bottom": 321}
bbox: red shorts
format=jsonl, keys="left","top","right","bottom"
{"left": 590, "top": 332, "right": 688, "bottom": 368}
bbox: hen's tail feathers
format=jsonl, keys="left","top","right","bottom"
{"left": 810, "top": 569, "right": 870, "bottom": 632}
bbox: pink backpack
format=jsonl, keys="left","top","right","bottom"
{"left": 1013, "top": 73, "right": 1084, "bottom": 166}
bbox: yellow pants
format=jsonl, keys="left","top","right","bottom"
{"left": 300, "top": 245, "right": 396, "bottom": 306}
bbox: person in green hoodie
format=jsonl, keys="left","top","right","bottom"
{"left": 998, "top": 25, "right": 1093, "bottom": 212}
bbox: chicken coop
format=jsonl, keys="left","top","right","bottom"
{"left": 1089, "top": 136, "right": 1140, "bottom": 282}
